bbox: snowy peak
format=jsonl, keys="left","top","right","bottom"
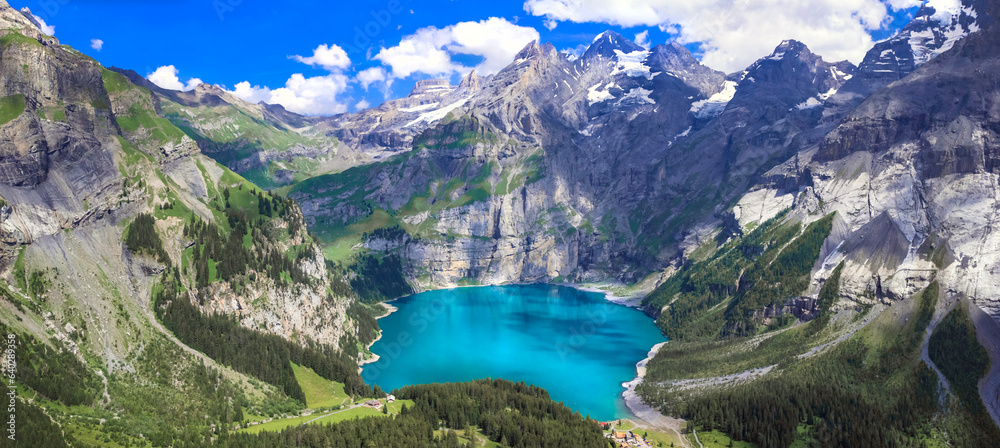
{"left": 646, "top": 41, "right": 701, "bottom": 70}
{"left": 724, "top": 41, "right": 855, "bottom": 116}
{"left": 841, "top": 0, "right": 987, "bottom": 97}
{"left": 907, "top": 0, "right": 982, "bottom": 64}
{"left": 765, "top": 40, "right": 814, "bottom": 62}
{"left": 583, "top": 31, "right": 646, "bottom": 60}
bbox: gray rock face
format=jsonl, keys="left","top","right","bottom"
{"left": 737, "top": 1, "right": 1000, "bottom": 317}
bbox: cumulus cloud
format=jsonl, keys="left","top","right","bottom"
{"left": 31, "top": 14, "right": 55, "bottom": 35}
{"left": 634, "top": 30, "right": 650, "bottom": 49}
{"left": 231, "top": 74, "right": 350, "bottom": 116}
{"left": 355, "top": 99, "right": 371, "bottom": 110}
{"left": 524, "top": 0, "right": 918, "bottom": 72}
{"left": 292, "top": 44, "right": 352, "bottom": 71}
{"left": 229, "top": 43, "right": 356, "bottom": 116}
{"left": 356, "top": 67, "right": 389, "bottom": 90}
{"left": 90, "top": 39, "right": 104, "bottom": 51}
{"left": 374, "top": 17, "right": 540, "bottom": 79}
{"left": 147, "top": 66, "right": 203, "bottom": 92}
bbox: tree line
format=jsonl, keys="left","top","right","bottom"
{"left": 184, "top": 209, "right": 315, "bottom": 290}
{"left": 125, "top": 213, "right": 171, "bottom": 266}
{"left": 347, "top": 254, "right": 414, "bottom": 303}
{"left": 216, "top": 379, "right": 611, "bottom": 448}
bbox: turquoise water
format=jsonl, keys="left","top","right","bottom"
{"left": 361, "top": 284, "right": 666, "bottom": 420}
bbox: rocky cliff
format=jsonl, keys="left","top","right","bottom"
{"left": 0, "top": 3, "right": 363, "bottom": 376}
{"left": 736, "top": 0, "right": 1000, "bottom": 317}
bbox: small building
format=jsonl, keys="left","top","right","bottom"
{"left": 363, "top": 400, "right": 383, "bottom": 410}
{"left": 386, "top": 394, "right": 396, "bottom": 403}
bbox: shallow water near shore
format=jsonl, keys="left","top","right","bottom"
{"left": 360, "top": 284, "right": 667, "bottom": 420}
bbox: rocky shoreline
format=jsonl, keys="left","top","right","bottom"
{"left": 622, "top": 342, "right": 669, "bottom": 422}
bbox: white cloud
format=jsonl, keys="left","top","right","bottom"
{"left": 885, "top": 0, "right": 923, "bottom": 9}
{"left": 356, "top": 67, "right": 389, "bottom": 90}
{"left": 634, "top": 30, "right": 650, "bottom": 49}
{"left": 374, "top": 17, "right": 540, "bottom": 79}
{"left": 31, "top": 14, "right": 55, "bottom": 35}
{"left": 147, "top": 66, "right": 203, "bottom": 92}
{"left": 925, "top": 0, "right": 962, "bottom": 22}
{"left": 90, "top": 39, "right": 104, "bottom": 51}
{"left": 355, "top": 99, "right": 371, "bottom": 110}
{"left": 231, "top": 73, "right": 349, "bottom": 116}
{"left": 523, "top": 0, "right": 918, "bottom": 72}
{"left": 292, "top": 44, "right": 352, "bottom": 71}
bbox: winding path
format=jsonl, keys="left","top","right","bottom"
{"left": 920, "top": 305, "right": 953, "bottom": 406}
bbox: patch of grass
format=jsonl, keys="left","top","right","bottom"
{"left": 116, "top": 103, "right": 187, "bottom": 144}
{"left": 12, "top": 245, "right": 27, "bottom": 292}
{"left": 687, "top": 427, "right": 756, "bottom": 448}
{"left": 0, "top": 94, "right": 26, "bottom": 126}
{"left": 101, "top": 69, "right": 133, "bottom": 94}
{"left": 291, "top": 362, "right": 347, "bottom": 410}
{"left": 0, "top": 32, "right": 41, "bottom": 49}
{"left": 240, "top": 405, "right": 392, "bottom": 434}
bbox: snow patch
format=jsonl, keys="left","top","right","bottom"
{"left": 587, "top": 82, "right": 617, "bottom": 105}
{"left": 398, "top": 103, "right": 440, "bottom": 113}
{"left": 611, "top": 50, "right": 654, "bottom": 80}
{"left": 690, "top": 81, "right": 738, "bottom": 118}
{"left": 617, "top": 87, "right": 655, "bottom": 106}
{"left": 795, "top": 97, "right": 823, "bottom": 110}
{"left": 404, "top": 98, "right": 468, "bottom": 127}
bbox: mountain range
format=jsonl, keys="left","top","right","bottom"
{"left": 1, "top": 0, "right": 999, "bottom": 446}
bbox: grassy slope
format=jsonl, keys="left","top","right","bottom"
{"left": 291, "top": 362, "right": 349, "bottom": 409}
{"left": 159, "top": 98, "right": 338, "bottom": 189}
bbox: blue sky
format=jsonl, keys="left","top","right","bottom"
{"left": 16, "top": 0, "right": 924, "bottom": 115}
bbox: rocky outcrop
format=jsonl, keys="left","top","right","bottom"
{"left": 751, "top": 297, "right": 819, "bottom": 324}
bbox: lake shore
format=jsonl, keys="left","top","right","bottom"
{"left": 357, "top": 301, "right": 400, "bottom": 373}
{"left": 622, "top": 342, "right": 689, "bottom": 441}
{"left": 559, "top": 282, "right": 648, "bottom": 308}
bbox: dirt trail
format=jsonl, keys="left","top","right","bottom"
{"left": 969, "top": 303, "right": 1000, "bottom": 429}
{"left": 692, "top": 428, "right": 704, "bottom": 448}
{"left": 920, "top": 304, "right": 953, "bottom": 406}
{"left": 303, "top": 404, "right": 361, "bottom": 425}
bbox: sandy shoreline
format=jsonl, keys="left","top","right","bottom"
{"left": 356, "top": 301, "right": 400, "bottom": 373}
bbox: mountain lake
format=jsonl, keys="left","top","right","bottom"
{"left": 361, "top": 284, "right": 667, "bottom": 420}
